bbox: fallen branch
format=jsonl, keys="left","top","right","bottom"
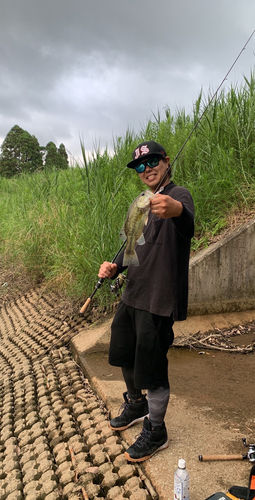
{"left": 173, "top": 322, "right": 255, "bottom": 353}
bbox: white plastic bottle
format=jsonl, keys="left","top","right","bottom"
{"left": 174, "top": 458, "right": 190, "bottom": 500}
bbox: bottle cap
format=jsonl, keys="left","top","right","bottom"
{"left": 178, "top": 459, "right": 186, "bottom": 469}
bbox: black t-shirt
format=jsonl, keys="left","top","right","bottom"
{"left": 115, "top": 181, "right": 195, "bottom": 320}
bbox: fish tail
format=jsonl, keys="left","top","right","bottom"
{"left": 123, "top": 249, "right": 139, "bottom": 266}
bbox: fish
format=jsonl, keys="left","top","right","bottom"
{"left": 119, "top": 189, "right": 153, "bottom": 266}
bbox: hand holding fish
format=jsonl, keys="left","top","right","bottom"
{"left": 118, "top": 190, "right": 183, "bottom": 268}
{"left": 98, "top": 262, "right": 118, "bottom": 279}
{"left": 150, "top": 194, "right": 183, "bottom": 219}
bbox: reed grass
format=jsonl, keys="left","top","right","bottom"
{"left": 1, "top": 72, "right": 255, "bottom": 309}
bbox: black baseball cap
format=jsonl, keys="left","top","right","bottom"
{"left": 127, "top": 140, "right": 167, "bottom": 169}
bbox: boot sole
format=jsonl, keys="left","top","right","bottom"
{"left": 109, "top": 413, "right": 149, "bottom": 431}
{"left": 124, "top": 440, "right": 169, "bottom": 462}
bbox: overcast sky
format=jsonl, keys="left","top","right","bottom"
{"left": 0, "top": 1, "right": 255, "bottom": 162}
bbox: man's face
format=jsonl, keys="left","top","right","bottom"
{"left": 138, "top": 156, "right": 170, "bottom": 191}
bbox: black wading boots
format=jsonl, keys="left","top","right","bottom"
{"left": 124, "top": 416, "right": 169, "bottom": 462}
{"left": 109, "top": 392, "right": 149, "bottom": 431}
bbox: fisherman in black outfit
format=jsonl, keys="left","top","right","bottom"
{"left": 98, "top": 140, "right": 195, "bottom": 462}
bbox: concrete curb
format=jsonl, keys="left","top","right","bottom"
{"left": 188, "top": 217, "right": 255, "bottom": 315}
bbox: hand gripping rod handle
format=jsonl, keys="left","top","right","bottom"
{"left": 79, "top": 240, "right": 126, "bottom": 314}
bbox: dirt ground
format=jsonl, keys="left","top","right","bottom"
{"left": 168, "top": 339, "right": 255, "bottom": 437}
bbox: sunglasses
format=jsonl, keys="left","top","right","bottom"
{"left": 135, "top": 156, "right": 160, "bottom": 173}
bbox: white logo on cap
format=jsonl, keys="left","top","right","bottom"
{"left": 134, "top": 145, "right": 150, "bottom": 159}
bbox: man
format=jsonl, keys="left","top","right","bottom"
{"left": 98, "top": 140, "right": 194, "bottom": 462}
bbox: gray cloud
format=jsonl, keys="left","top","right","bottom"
{"left": 0, "top": 0, "right": 255, "bottom": 158}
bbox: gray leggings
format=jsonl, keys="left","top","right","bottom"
{"left": 122, "top": 366, "right": 170, "bottom": 427}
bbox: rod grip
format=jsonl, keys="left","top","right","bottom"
{"left": 199, "top": 454, "right": 243, "bottom": 462}
{"left": 80, "top": 297, "right": 91, "bottom": 314}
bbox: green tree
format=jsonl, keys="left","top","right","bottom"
{"left": 58, "top": 143, "right": 69, "bottom": 169}
{"left": 0, "top": 125, "right": 43, "bottom": 178}
{"left": 44, "top": 141, "right": 69, "bottom": 170}
{"left": 44, "top": 141, "right": 60, "bottom": 170}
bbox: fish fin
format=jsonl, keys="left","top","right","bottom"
{"left": 122, "top": 250, "right": 139, "bottom": 267}
{"left": 144, "top": 215, "right": 149, "bottom": 226}
{"left": 119, "top": 227, "right": 126, "bottom": 241}
{"left": 136, "top": 233, "right": 145, "bottom": 245}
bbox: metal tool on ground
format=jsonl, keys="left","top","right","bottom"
{"left": 199, "top": 438, "right": 255, "bottom": 463}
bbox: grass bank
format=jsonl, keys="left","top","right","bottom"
{"left": 1, "top": 73, "right": 255, "bottom": 309}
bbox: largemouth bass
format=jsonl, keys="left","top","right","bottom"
{"left": 120, "top": 190, "right": 153, "bottom": 266}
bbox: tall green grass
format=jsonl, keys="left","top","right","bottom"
{"left": 1, "top": 72, "right": 255, "bottom": 308}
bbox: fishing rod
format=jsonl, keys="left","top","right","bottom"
{"left": 161, "top": 29, "right": 255, "bottom": 184}
{"left": 79, "top": 241, "right": 126, "bottom": 314}
{"left": 199, "top": 438, "right": 255, "bottom": 463}
{"left": 80, "top": 30, "right": 255, "bottom": 315}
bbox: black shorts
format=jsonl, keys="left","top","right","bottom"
{"left": 109, "top": 301, "right": 174, "bottom": 390}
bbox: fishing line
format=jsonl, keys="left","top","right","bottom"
{"left": 80, "top": 30, "right": 255, "bottom": 314}
{"left": 150, "top": 30, "right": 255, "bottom": 225}
{"left": 154, "top": 29, "right": 255, "bottom": 191}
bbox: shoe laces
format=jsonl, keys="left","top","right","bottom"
{"left": 117, "top": 401, "right": 129, "bottom": 416}
{"left": 133, "top": 428, "right": 151, "bottom": 449}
